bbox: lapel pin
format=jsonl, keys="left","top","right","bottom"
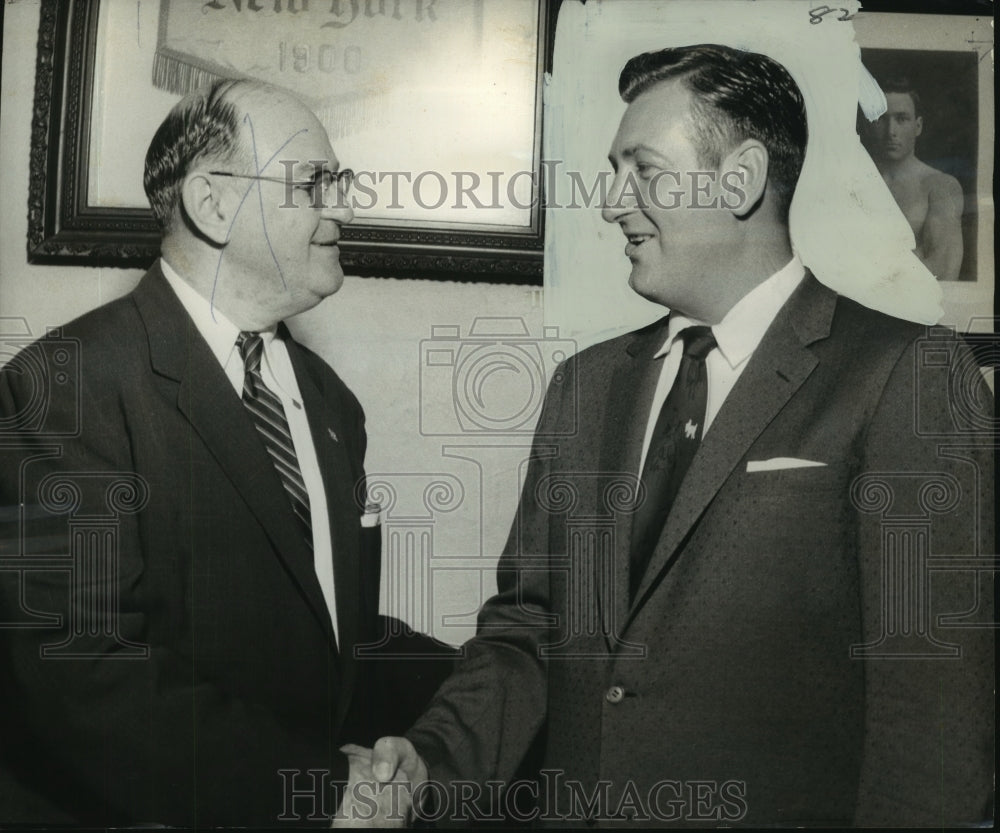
{"left": 684, "top": 420, "right": 698, "bottom": 439}
{"left": 328, "top": 428, "right": 339, "bottom": 442}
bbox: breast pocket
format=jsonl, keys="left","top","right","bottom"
{"left": 744, "top": 462, "right": 854, "bottom": 499}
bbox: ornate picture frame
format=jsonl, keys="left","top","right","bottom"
{"left": 27, "top": 0, "right": 555, "bottom": 282}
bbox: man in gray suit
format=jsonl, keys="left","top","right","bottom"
{"left": 366, "top": 44, "right": 994, "bottom": 827}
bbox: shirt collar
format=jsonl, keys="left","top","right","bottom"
{"left": 160, "top": 258, "right": 277, "bottom": 367}
{"left": 654, "top": 256, "right": 805, "bottom": 367}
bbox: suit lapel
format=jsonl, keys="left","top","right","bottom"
{"left": 597, "top": 317, "right": 670, "bottom": 649}
{"left": 284, "top": 336, "right": 364, "bottom": 726}
{"left": 132, "top": 267, "right": 336, "bottom": 643}
{"left": 629, "top": 275, "right": 837, "bottom": 613}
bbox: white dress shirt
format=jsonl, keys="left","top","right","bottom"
{"left": 638, "top": 257, "right": 806, "bottom": 473}
{"left": 161, "top": 259, "right": 339, "bottom": 642}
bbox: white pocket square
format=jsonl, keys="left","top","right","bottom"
{"left": 360, "top": 502, "right": 382, "bottom": 528}
{"left": 746, "top": 457, "right": 828, "bottom": 473}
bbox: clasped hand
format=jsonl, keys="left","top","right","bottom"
{"left": 332, "top": 737, "right": 428, "bottom": 828}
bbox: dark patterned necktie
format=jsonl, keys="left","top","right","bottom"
{"left": 629, "top": 325, "right": 717, "bottom": 600}
{"left": 237, "top": 332, "right": 313, "bottom": 550}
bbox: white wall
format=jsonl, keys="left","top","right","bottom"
{"left": 1, "top": 0, "right": 545, "bottom": 645}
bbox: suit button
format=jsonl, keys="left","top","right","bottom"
{"left": 605, "top": 685, "right": 625, "bottom": 704}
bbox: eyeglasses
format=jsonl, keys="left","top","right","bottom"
{"left": 209, "top": 168, "right": 354, "bottom": 206}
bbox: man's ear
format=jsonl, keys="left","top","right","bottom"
{"left": 723, "top": 139, "right": 769, "bottom": 218}
{"left": 180, "top": 172, "right": 231, "bottom": 245}
{"left": 915, "top": 115, "right": 923, "bottom": 138}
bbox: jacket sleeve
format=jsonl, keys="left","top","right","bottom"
{"left": 0, "top": 340, "right": 348, "bottom": 827}
{"left": 403, "top": 357, "right": 580, "bottom": 787}
{"left": 853, "top": 331, "right": 994, "bottom": 826}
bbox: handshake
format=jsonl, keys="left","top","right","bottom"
{"left": 333, "top": 737, "right": 429, "bottom": 828}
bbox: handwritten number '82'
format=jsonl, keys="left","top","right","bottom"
{"left": 278, "top": 42, "right": 362, "bottom": 74}
{"left": 809, "top": 5, "right": 855, "bottom": 23}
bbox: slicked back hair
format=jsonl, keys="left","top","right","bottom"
{"left": 878, "top": 76, "right": 922, "bottom": 119}
{"left": 143, "top": 78, "right": 250, "bottom": 232}
{"left": 619, "top": 44, "right": 808, "bottom": 217}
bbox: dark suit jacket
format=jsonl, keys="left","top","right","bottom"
{"left": 407, "top": 275, "right": 994, "bottom": 827}
{"left": 0, "top": 265, "right": 381, "bottom": 826}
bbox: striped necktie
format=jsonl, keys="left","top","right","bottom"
{"left": 237, "top": 332, "right": 313, "bottom": 550}
{"left": 629, "top": 325, "right": 717, "bottom": 600}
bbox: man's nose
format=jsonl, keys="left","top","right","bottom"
{"left": 601, "top": 171, "right": 637, "bottom": 224}
{"left": 322, "top": 200, "right": 354, "bottom": 225}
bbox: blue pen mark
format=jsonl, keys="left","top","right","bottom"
{"left": 241, "top": 113, "right": 292, "bottom": 286}
{"left": 209, "top": 114, "right": 309, "bottom": 322}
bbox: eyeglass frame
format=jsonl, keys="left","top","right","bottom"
{"left": 208, "top": 168, "right": 354, "bottom": 209}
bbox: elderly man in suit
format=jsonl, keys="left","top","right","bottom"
{"left": 0, "top": 79, "right": 399, "bottom": 826}
{"left": 368, "top": 44, "right": 994, "bottom": 827}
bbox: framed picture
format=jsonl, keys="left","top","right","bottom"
{"left": 27, "top": 0, "right": 555, "bottom": 281}
{"left": 853, "top": 10, "right": 994, "bottom": 335}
